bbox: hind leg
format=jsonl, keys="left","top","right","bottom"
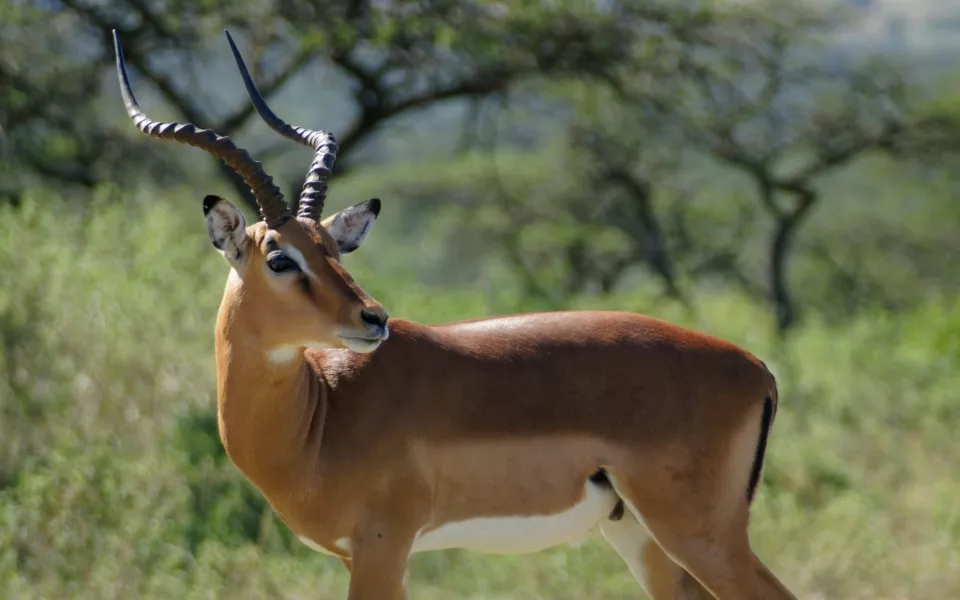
{"left": 606, "top": 475, "right": 797, "bottom": 600}
{"left": 605, "top": 401, "right": 797, "bottom": 599}
{"left": 753, "top": 552, "right": 798, "bottom": 600}
{"left": 600, "top": 512, "right": 712, "bottom": 599}
{"left": 646, "top": 516, "right": 764, "bottom": 600}
{"left": 649, "top": 523, "right": 796, "bottom": 600}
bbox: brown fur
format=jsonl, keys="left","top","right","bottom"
{"left": 212, "top": 219, "right": 797, "bottom": 600}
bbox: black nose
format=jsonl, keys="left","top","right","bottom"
{"left": 360, "top": 309, "right": 388, "bottom": 328}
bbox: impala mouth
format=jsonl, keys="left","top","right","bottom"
{"left": 338, "top": 329, "right": 389, "bottom": 353}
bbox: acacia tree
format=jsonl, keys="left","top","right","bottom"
{"left": 573, "top": 4, "right": 956, "bottom": 333}
{"left": 661, "top": 6, "right": 917, "bottom": 333}
{"left": 540, "top": 92, "right": 690, "bottom": 302}
{"left": 468, "top": 2, "right": 959, "bottom": 332}
{"left": 1, "top": 0, "right": 309, "bottom": 204}
{"left": 0, "top": 0, "right": 675, "bottom": 212}
{"left": 437, "top": 4, "right": 725, "bottom": 303}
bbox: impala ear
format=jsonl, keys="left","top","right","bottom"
{"left": 320, "top": 198, "right": 381, "bottom": 254}
{"left": 203, "top": 195, "right": 249, "bottom": 264}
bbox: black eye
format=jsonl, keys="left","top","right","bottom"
{"left": 266, "top": 251, "right": 301, "bottom": 273}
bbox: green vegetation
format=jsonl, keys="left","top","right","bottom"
{"left": 1, "top": 175, "right": 958, "bottom": 599}
{"left": 4, "top": 0, "right": 960, "bottom": 597}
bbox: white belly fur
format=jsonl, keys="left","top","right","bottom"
{"left": 411, "top": 480, "right": 619, "bottom": 555}
{"left": 298, "top": 536, "right": 351, "bottom": 556}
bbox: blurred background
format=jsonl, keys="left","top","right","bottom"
{"left": 2, "top": 0, "right": 960, "bottom": 598}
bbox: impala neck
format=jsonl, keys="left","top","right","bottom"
{"left": 213, "top": 277, "right": 323, "bottom": 489}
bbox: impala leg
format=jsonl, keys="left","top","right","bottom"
{"left": 607, "top": 481, "right": 797, "bottom": 599}
{"left": 600, "top": 512, "right": 712, "bottom": 600}
{"left": 753, "top": 552, "right": 799, "bottom": 600}
{"left": 341, "top": 556, "right": 409, "bottom": 599}
{"left": 649, "top": 528, "right": 797, "bottom": 600}
{"left": 645, "top": 517, "right": 765, "bottom": 600}
{"left": 610, "top": 484, "right": 762, "bottom": 598}
{"left": 346, "top": 524, "right": 414, "bottom": 600}
{"left": 607, "top": 413, "right": 797, "bottom": 599}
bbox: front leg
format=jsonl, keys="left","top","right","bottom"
{"left": 342, "top": 557, "right": 408, "bottom": 599}
{"left": 347, "top": 515, "right": 418, "bottom": 600}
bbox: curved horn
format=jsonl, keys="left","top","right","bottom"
{"left": 224, "top": 29, "right": 337, "bottom": 222}
{"left": 113, "top": 30, "right": 292, "bottom": 228}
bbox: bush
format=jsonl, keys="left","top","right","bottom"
{"left": 0, "top": 185, "right": 958, "bottom": 598}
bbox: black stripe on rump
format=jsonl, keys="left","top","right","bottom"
{"left": 747, "top": 395, "right": 774, "bottom": 504}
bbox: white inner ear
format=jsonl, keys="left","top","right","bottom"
{"left": 322, "top": 206, "right": 377, "bottom": 254}
{"left": 206, "top": 201, "right": 248, "bottom": 263}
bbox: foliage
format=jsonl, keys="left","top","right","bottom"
{"left": 2, "top": 1, "right": 960, "bottom": 597}
{"left": 490, "top": 1, "right": 960, "bottom": 333}
{"left": 4, "top": 0, "right": 960, "bottom": 328}
{"left": 1, "top": 186, "right": 958, "bottom": 598}
{"left": 0, "top": 0, "right": 672, "bottom": 209}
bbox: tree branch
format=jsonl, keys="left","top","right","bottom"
{"left": 603, "top": 167, "right": 685, "bottom": 302}
{"left": 336, "top": 70, "right": 516, "bottom": 161}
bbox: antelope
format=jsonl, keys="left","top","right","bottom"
{"left": 113, "top": 29, "right": 798, "bottom": 600}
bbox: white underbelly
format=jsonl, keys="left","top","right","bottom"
{"left": 298, "top": 535, "right": 351, "bottom": 556}
{"left": 411, "top": 481, "right": 619, "bottom": 555}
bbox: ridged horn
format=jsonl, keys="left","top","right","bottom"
{"left": 224, "top": 29, "right": 337, "bottom": 222}
{"left": 113, "top": 30, "right": 292, "bottom": 228}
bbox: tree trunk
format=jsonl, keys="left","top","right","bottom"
{"left": 633, "top": 184, "right": 685, "bottom": 302}
{"left": 769, "top": 188, "right": 816, "bottom": 335}
{"left": 609, "top": 169, "right": 684, "bottom": 301}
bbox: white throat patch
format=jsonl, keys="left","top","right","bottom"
{"left": 267, "top": 346, "right": 300, "bottom": 363}
{"left": 267, "top": 341, "right": 338, "bottom": 364}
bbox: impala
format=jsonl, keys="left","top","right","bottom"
{"left": 113, "top": 29, "right": 798, "bottom": 600}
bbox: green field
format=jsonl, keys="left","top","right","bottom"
{"left": 6, "top": 0, "right": 960, "bottom": 596}
{"left": 1, "top": 181, "right": 959, "bottom": 600}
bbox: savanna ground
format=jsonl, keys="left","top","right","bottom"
{"left": 1, "top": 157, "right": 959, "bottom": 599}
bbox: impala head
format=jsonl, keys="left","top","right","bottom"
{"left": 113, "top": 30, "right": 389, "bottom": 355}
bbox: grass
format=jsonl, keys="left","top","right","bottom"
{"left": 1, "top": 187, "right": 959, "bottom": 599}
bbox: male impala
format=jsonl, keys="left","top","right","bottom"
{"left": 113, "top": 30, "right": 797, "bottom": 600}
